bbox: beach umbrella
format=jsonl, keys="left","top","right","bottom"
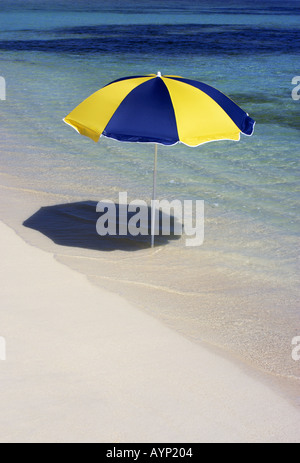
{"left": 64, "top": 72, "right": 255, "bottom": 247}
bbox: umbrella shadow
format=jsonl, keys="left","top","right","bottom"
{"left": 23, "top": 201, "right": 182, "bottom": 252}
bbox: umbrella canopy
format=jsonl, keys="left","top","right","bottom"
{"left": 64, "top": 72, "right": 255, "bottom": 146}
{"left": 64, "top": 72, "right": 255, "bottom": 247}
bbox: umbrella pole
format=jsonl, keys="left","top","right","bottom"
{"left": 151, "top": 143, "right": 158, "bottom": 248}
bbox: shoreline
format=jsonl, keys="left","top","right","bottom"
{"left": 0, "top": 171, "right": 299, "bottom": 406}
{"left": 1, "top": 219, "right": 300, "bottom": 443}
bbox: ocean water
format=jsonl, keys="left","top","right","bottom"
{"left": 0, "top": 0, "right": 299, "bottom": 390}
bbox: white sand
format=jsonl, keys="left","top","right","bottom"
{"left": 0, "top": 221, "right": 299, "bottom": 443}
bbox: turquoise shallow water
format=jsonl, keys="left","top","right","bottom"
{"left": 0, "top": 0, "right": 299, "bottom": 383}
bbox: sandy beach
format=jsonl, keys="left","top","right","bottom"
{"left": 0, "top": 220, "right": 299, "bottom": 443}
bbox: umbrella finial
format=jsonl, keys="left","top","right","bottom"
{"left": 157, "top": 71, "right": 162, "bottom": 78}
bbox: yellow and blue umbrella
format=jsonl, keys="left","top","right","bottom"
{"left": 64, "top": 72, "right": 255, "bottom": 146}
{"left": 64, "top": 72, "right": 255, "bottom": 246}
